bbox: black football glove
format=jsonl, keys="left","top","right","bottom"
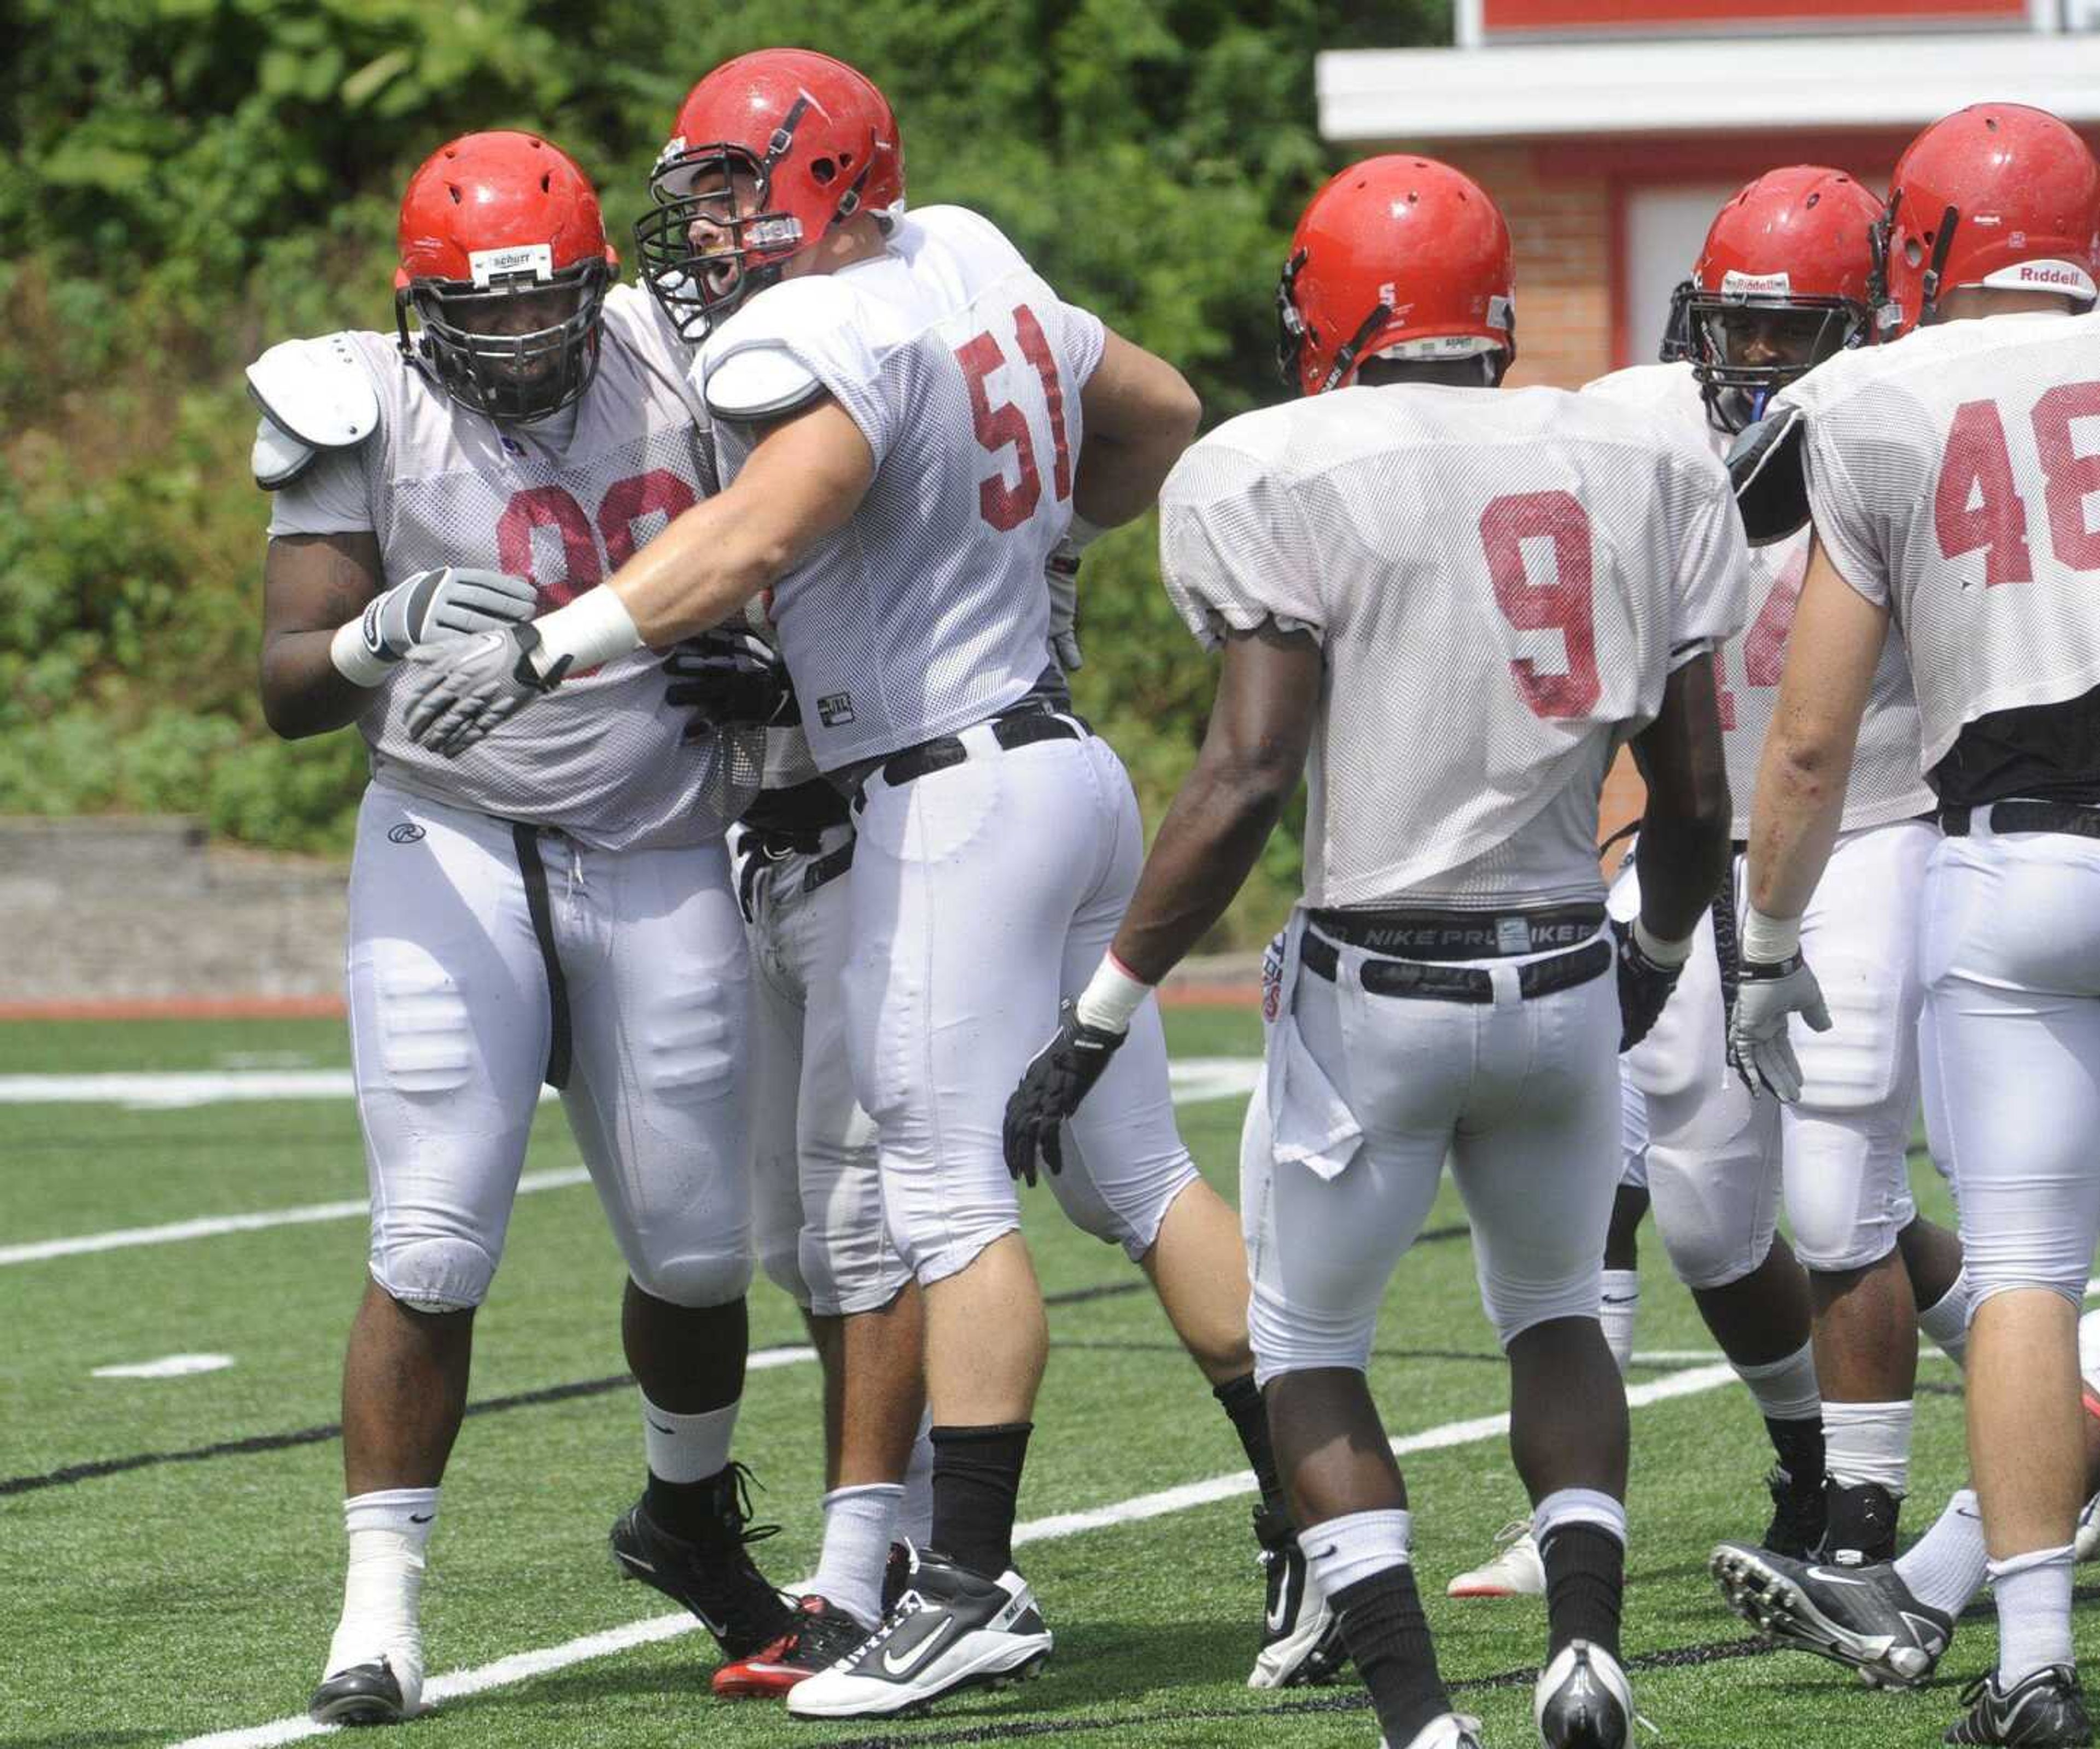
{"left": 662, "top": 629, "right": 797, "bottom": 743}
{"left": 1612, "top": 917, "right": 1685, "bottom": 1053}
{"left": 1002, "top": 1000, "right": 1127, "bottom": 1186}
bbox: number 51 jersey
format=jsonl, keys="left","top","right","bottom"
{"left": 696, "top": 205, "right": 1106, "bottom": 773}
{"left": 1159, "top": 384, "right": 1748, "bottom": 911}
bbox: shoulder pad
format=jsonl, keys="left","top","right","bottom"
{"left": 701, "top": 278, "right": 862, "bottom": 422}
{"left": 244, "top": 334, "right": 380, "bottom": 489}
{"left": 1726, "top": 404, "right": 1809, "bottom": 548}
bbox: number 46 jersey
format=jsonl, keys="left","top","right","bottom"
{"left": 696, "top": 206, "right": 1105, "bottom": 774}
{"left": 1159, "top": 384, "right": 1747, "bottom": 912}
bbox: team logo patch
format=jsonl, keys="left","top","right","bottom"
{"left": 467, "top": 242, "right": 554, "bottom": 287}
{"left": 387, "top": 823, "right": 427, "bottom": 844}
{"left": 1261, "top": 931, "right": 1286, "bottom": 1024}
{"left": 818, "top": 692, "right": 856, "bottom": 727}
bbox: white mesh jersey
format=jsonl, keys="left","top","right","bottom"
{"left": 1583, "top": 362, "right": 1933, "bottom": 837}
{"left": 697, "top": 205, "right": 1107, "bottom": 772}
{"left": 1160, "top": 383, "right": 1747, "bottom": 911}
{"left": 264, "top": 285, "right": 756, "bottom": 849}
{"left": 1779, "top": 308, "right": 2100, "bottom": 772}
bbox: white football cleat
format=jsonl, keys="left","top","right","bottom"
{"left": 1535, "top": 1640, "right": 1634, "bottom": 1749}
{"left": 1379, "top": 1713, "right": 1486, "bottom": 1749}
{"left": 1249, "top": 1505, "right": 1348, "bottom": 1688}
{"left": 1448, "top": 1521, "right": 1545, "bottom": 1599}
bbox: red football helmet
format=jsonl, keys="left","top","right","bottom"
{"left": 393, "top": 131, "right": 617, "bottom": 424}
{"left": 1877, "top": 103, "right": 2100, "bottom": 333}
{"left": 1276, "top": 156, "right": 1515, "bottom": 397}
{"left": 636, "top": 48, "right": 906, "bottom": 340}
{"left": 1661, "top": 166, "right": 1881, "bottom": 432}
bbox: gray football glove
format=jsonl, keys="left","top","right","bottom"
{"left": 402, "top": 623, "right": 570, "bottom": 758}
{"left": 1047, "top": 538, "right": 1083, "bottom": 674}
{"left": 1726, "top": 952, "right": 1831, "bottom": 1103}
{"left": 358, "top": 567, "right": 538, "bottom": 667}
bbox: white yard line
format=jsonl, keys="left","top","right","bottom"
{"left": 167, "top": 1361, "right": 1736, "bottom": 1749}
{"left": 3, "top": 1064, "right": 1259, "bottom": 1269}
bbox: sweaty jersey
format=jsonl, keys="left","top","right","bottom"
{"left": 264, "top": 285, "right": 757, "bottom": 850}
{"left": 696, "top": 206, "right": 1106, "bottom": 773}
{"left": 1583, "top": 363, "right": 1933, "bottom": 838}
{"left": 1160, "top": 384, "right": 1747, "bottom": 912}
{"left": 1778, "top": 308, "right": 2100, "bottom": 786}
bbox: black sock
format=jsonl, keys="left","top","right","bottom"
{"left": 1215, "top": 1374, "right": 1287, "bottom": 1519}
{"left": 930, "top": 1422, "right": 1032, "bottom": 1576}
{"left": 1541, "top": 1524, "right": 1625, "bottom": 1659}
{"left": 1334, "top": 1566, "right": 1450, "bottom": 1745}
{"left": 1765, "top": 1414, "right": 1825, "bottom": 1486}
{"left": 645, "top": 1462, "right": 733, "bottom": 1546}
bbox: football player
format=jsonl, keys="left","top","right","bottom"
{"left": 254, "top": 132, "right": 789, "bottom": 1725}
{"left": 1007, "top": 156, "right": 1743, "bottom": 1749}
{"left": 394, "top": 49, "right": 1311, "bottom": 1716}
{"left": 1725, "top": 102, "right": 2100, "bottom": 1745}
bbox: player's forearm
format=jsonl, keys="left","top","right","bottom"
{"left": 259, "top": 631, "right": 376, "bottom": 739}
{"left": 1630, "top": 801, "right": 1730, "bottom": 945}
{"left": 1743, "top": 730, "right": 1852, "bottom": 926}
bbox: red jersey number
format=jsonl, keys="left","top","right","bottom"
{"left": 1480, "top": 490, "right": 1602, "bottom": 720}
{"left": 956, "top": 304, "right": 1075, "bottom": 532}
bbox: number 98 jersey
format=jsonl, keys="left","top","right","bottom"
{"left": 1159, "top": 384, "right": 1747, "bottom": 912}
{"left": 1584, "top": 363, "right": 1933, "bottom": 840}
{"left": 696, "top": 206, "right": 1105, "bottom": 773}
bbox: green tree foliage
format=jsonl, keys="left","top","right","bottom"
{"left": 0, "top": 0, "right": 1445, "bottom": 937}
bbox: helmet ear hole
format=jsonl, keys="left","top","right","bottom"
{"left": 812, "top": 158, "right": 837, "bottom": 185}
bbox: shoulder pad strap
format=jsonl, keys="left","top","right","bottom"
{"left": 1726, "top": 404, "right": 1809, "bottom": 548}
{"left": 245, "top": 334, "right": 380, "bottom": 490}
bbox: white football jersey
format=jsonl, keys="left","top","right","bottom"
{"left": 1779, "top": 308, "right": 2100, "bottom": 773}
{"left": 1583, "top": 363, "right": 1933, "bottom": 837}
{"left": 697, "top": 206, "right": 1106, "bottom": 772}
{"left": 263, "top": 285, "right": 756, "bottom": 850}
{"left": 1161, "top": 384, "right": 1747, "bottom": 911}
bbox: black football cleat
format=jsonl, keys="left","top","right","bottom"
{"left": 308, "top": 1657, "right": 414, "bottom": 1726}
{"left": 785, "top": 1546, "right": 1051, "bottom": 1719}
{"left": 1249, "top": 1503, "right": 1349, "bottom": 1689}
{"left": 610, "top": 1465, "right": 794, "bottom": 1660}
{"left": 1711, "top": 1540, "right": 1952, "bottom": 1688}
{"left": 1945, "top": 1665, "right": 2092, "bottom": 1746}
{"left": 1534, "top": 1639, "right": 1635, "bottom": 1749}
{"left": 1821, "top": 1480, "right": 1901, "bottom": 1566}
{"left": 711, "top": 1594, "right": 874, "bottom": 1699}
{"left": 1761, "top": 1462, "right": 1828, "bottom": 1561}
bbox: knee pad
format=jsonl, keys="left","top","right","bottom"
{"left": 1479, "top": 1260, "right": 1605, "bottom": 1350}
{"left": 756, "top": 1228, "right": 810, "bottom": 1308}
{"left": 631, "top": 1246, "right": 755, "bottom": 1310}
{"left": 1249, "top": 1278, "right": 1374, "bottom": 1389}
{"left": 1048, "top": 1148, "right": 1201, "bottom": 1262}
{"left": 372, "top": 1236, "right": 498, "bottom": 1314}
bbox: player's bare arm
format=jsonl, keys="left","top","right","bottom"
{"left": 1624, "top": 653, "right": 1731, "bottom": 943}
{"left": 259, "top": 531, "right": 386, "bottom": 739}
{"left": 1001, "top": 622, "right": 1318, "bottom": 1182}
{"left": 1730, "top": 537, "right": 1888, "bottom": 1101}
{"left": 1071, "top": 330, "right": 1201, "bottom": 529}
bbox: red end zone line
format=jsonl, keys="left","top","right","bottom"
{"left": 0, "top": 986, "right": 1263, "bottom": 1023}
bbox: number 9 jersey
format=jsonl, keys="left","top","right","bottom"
{"left": 695, "top": 205, "right": 1105, "bottom": 773}
{"left": 1159, "top": 383, "right": 1748, "bottom": 912}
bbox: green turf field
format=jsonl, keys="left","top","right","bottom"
{"left": 0, "top": 1011, "right": 2072, "bottom": 1748}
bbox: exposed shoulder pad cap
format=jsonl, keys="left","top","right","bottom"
{"left": 245, "top": 334, "right": 380, "bottom": 489}
{"left": 1726, "top": 404, "right": 1809, "bottom": 548}
{"left": 701, "top": 277, "right": 862, "bottom": 422}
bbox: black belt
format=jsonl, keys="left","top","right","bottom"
{"left": 1299, "top": 929, "right": 1611, "bottom": 1004}
{"left": 509, "top": 824, "right": 573, "bottom": 1090}
{"left": 1306, "top": 903, "right": 1605, "bottom": 961}
{"left": 854, "top": 705, "right": 1088, "bottom": 808}
{"left": 739, "top": 821, "right": 832, "bottom": 859}
{"left": 801, "top": 838, "right": 855, "bottom": 895}
{"left": 1940, "top": 800, "right": 2100, "bottom": 840}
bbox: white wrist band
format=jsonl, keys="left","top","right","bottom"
{"left": 1074, "top": 953, "right": 1151, "bottom": 1033}
{"left": 1632, "top": 918, "right": 1696, "bottom": 967}
{"left": 1741, "top": 906, "right": 1802, "bottom": 962}
{"left": 328, "top": 617, "right": 393, "bottom": 688}
{"left": 530, "top": 586, "right": 643, "bottom": 678}
{"left": 1065, "top": 514, "right": 1108, "bottom": 552}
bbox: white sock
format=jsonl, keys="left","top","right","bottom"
{"left": 640, "top": 1392, "right": 739, "bottom": 1484}
{"left": 1599, "top": 1270, "right": 1639, "bottom": 1378}
{"left": 1304, "top": 1507, "right": 1413, "bottom": 1596}
{"left": 1534, "top": 1486, "right": 1628, "bottom": 1550}
{"left": 325, "top": 1488, "right": 437, "bottom": 1692}
{"left": 1894, "top": 1488, "right": 1988, "bottom": 1614}
{"left": 2078, "top": 1308, "right": 2100, "bottom": 1396}
{"left": 899, "top": 1408, "right": 935, "bottom": 1546}
{"left": 1918, "top": 1269, "right": 1973, "bottom": 1369}
{"left": 1823, "top": 1399, "right": 1914, "bottom": 1495}
{"left": 1990, "top": 1543, "right": 2076, "bottom": 1686}
{"left": 1733, "top": 1340, "right": 1822, "bottom": 1424}
{"left": 809, "top": 1484, "right": 903, "bottom": 1630}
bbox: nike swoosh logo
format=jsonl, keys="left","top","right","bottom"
{"left": 646, "top": 1419, "right": 676, "bottom": 1435}
{"left": 1804, "top": 1567, "right": 1869, "bottom": 1587}
{"left": 409, "top": 1513, "right": 434, "bottom": 1524}
{"left": 881, "top": 1617, "right": 953, "bottom": 1678}
{"left": 1600, "top": 1296, "right": 1637, "bottom": 1306}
